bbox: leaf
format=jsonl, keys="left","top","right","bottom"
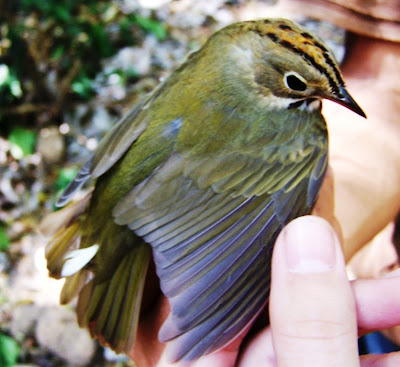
{"left": 8, "top": 127, "right": 36, "bottom": 159}
{"left": 134, "top": 16, "right": 167, "bottom": 41}
{"left": 88, "top": 24, "right": 114, "bottom": 58}
{"left": 0, "top": 333, "right": 19, "bottom": 367}
{"left": 50, "top": 45, "right": 65, "bottom": 60}
{"left": 71, "top": 74, "right": 95, "bottom": 99}
{"left": 0, "top": 226, "right": 10, "bottom": 252}
{"left": 0, "top": 64, "right": 23, "bottom": 99}
{"left": 54, "top": 4, "right": 71, "bottom": 22}
{"left": 0, "top": 65, "right": 10, "bottom": 86}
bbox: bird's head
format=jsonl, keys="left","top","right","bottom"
{"left": 214, "top": 18, "right": 366, "bottom": 117}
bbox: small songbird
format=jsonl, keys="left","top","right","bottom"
{"left": 43, "top": 18, "right": 365, "bottom": 362}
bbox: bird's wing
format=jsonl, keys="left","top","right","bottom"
{"left": 56, "top": 96, "right": 152, "bottom": 207}
{"left": 113, "top": 111, "right": 328, "bottom": 361}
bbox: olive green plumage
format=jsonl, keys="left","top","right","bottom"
{"left": 43, "top": 18, "right": 365, "bottom": 362}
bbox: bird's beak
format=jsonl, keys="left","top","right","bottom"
{"left": 329, "top": 86, "right": 367, "bottom": 118}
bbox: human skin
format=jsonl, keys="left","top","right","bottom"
{"left": 324, "top": 33, "right": 400, "bottom": 349}
{"left": 321, "top": 34, "right": 400, "bottom": 261}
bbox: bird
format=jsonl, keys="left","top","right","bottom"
{"left": 42, "top": 18, "right": 366, "bottom": 363}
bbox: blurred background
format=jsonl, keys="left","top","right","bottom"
{"left": 0, "top": 1, "right": 346, "bottom": 366}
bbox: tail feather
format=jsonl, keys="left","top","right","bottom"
{"left": 40, "top": 193, "right": 91, "bottom": 238}
{"left": 99, "top": 252, "right": 134, "bottom": 342}
{"left": 113, "top": 244, "right": 150, "bottom": 352}
{"left": 43, "top": 191, "right": 152, "bottom": 355}
{"left": 46, "top": 223, "right": 80, "bottom": 279}
{"left": 61, "top": 244, "right": 99, "bottom": 277}
{"left": 76, "top": 242, "right": 151, "bottom": 354}
{"left": 42, "top": 193, "right": 91, "bottom": 279}
{"left": 60, "top": 270, "right": 90, "bottom": 305}
{"left": 76, "top": 281, "right": 96, "bottom": 326}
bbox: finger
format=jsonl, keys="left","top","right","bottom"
{"left": 237, "top": 269, "right": 400, "bottom": 366}
{"left": 360, "top": 352, "right": 400, "bottom": 367}
{"left": 312, "top": 165, "right": 344, "bottom": 247}
{"left": 353, "top": 274, "right": 400, "bottom": 335}
{"left": 324, "top": 95, "right": 400, "bottom": 260}
{"left": 270, "top": 216, "right": 359, "bottom": 367}
{"left": 237, "top": 328, "right": 277, "bottom": 367}
{"left": 348, "top": 222, "right": 398, "bottom": 279}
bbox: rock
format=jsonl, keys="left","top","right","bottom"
{"left": 10, "top": 303, "right": 42, "bottom": 339}
{"left": 104, "top": 41, "right": 153, "bottom": 76}
{"left": 0, "top": 252, "right": 10, "bottom": 273}
{"left": 36, "top": 127, "right": 65, "bottom": 164}
{"left": 137, "top": 0, "right": 170, "bottom": 9}
{"left": 35, "top": 306, "right": 96, "bottom": 366}
{"left": 9, "top": 242, "right": 63, "bottom": 306}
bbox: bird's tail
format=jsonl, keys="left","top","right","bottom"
{"left": 76, "top": 240, "right": 151, "bottom": 354}
{"left": 39, "top": 194, "right": 152, "bottom": 354}
{"left": 40, "top": 193, "right": 92, "bottom": 282}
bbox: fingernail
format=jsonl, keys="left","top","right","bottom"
{"left": 284, "top": 216, "right": 337, "bottom": 273}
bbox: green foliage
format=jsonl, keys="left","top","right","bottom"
{"left": 133, "top": 15, "right": 167, "bottom": 41}
{"left": 0, "top": 333, "right": 19, "bottom": 367}
{"left": 16, "top": 1, "right": 117, "bottom": 79}
{"left": 0, "top": 65, "right": 23, "bottom": 102}
{"left": 120, "top": 14, "right": 167, "bottom": 43}
{"left": 0, "top": 225, "right": 10, "bottom": 252}
{"left": 54, "top": 167, "right": 79, "bottom": 192}
{"left": 8, "top": 127, "right": 36, "bottom": 159}
{"left": 21, "top": 0, "right": 75, "bottom": 21}
{"left": 0, "top": 0, "right": 168, "bottom": 125}
{"left": 72, "top": 72, "right": 96, "bottom": 99}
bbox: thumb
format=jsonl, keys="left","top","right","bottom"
{"left": 270, "top": 216, "right": 359, "bottom": 367}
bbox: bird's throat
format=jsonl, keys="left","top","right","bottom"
{"left": 288, "top": 98, "right": 321, "bottom": 112}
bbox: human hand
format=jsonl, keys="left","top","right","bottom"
{"left": 131, "top": 216, "right": 400, "bottom": 366}
{"left": 239, "top": 216, "right": 400, "bottom": 367}
{"left": 310, "top": 35, "right": 400, "bottom": 350}
{"left": 316, "top": 36, "right": 400, "bottom": 262}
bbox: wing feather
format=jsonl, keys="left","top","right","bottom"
{"left": 90, "top": 98, "right": 150, "bottom": 178}
{"left": 56, "top": 98, "right": 151, "bottom": 207}
{"left": 56, "top": 158, "right": 93, "bottom": 207}
{"left": 110, "top": 110, "right": 328, "bottom": 361}
{"left": 161, "top": 257, "right": 269, "bottom": 361}
{"left": 156, "top": 175, "right": 315, "bottom": 361}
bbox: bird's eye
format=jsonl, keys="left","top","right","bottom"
{"left": 284, "top": 72, "right": 307, "bottom": 92}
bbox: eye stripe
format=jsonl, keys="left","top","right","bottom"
{"left": 266, "top": 32, "right": 278, "bottom": 42}
{"left": 322, "top": 52, "right": 345, "bottom": 90}
{"left": 250, "top": 21, "right": 344, "bottom": 96}
{"left": 311, "top": 40, "right": 329, "bottom": 53}
{"left": 278, "top": 40, "right": 341, "bottom": 95}
{"left": 300, "top": 32, "right": 313, "bottom": 40}
{"left": 278, "top": 24, "right": 293, "bottom": 31}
